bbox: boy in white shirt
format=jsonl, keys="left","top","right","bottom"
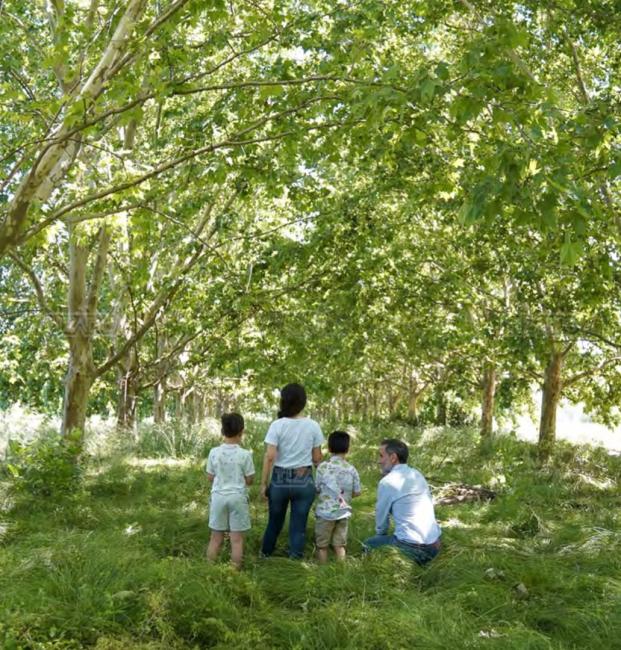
{"left": 205, "top": 413, "right": 255, "bottom": 569}
{"left": 315, "top": 431, "right": 361, "bottom": 563}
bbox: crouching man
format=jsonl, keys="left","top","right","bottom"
{"left": 363, "top": 439, "right": 441, "bottom": 565}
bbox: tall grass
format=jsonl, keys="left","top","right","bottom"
{"left": 0, "top": 423, "right": 619, "bottom": 648}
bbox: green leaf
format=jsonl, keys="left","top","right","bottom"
{"left": 560, "top": 233, "right": 583, "bottom": 266}
{"left": 414, "top": 129, "right": 427, "bottom": 144}
{"left": 492, "top": 107, "right": 512, "bottom": 124}
{"left": 259, "top": 84, "right": 285, "bottom": 100}
{"left": 7, "top": 463, "right": 20, "bottom": 478}
{"left": 435, "top": 62, "right": 450, "bottom": 80}
{"left": 609, "top": 157, "right": 621, "bottom": 179}
{"left": 420, "top": 79, "right": 436, "bottom": 103}
{"left": 571, "top": 213, "right": 587, "bottom": 236}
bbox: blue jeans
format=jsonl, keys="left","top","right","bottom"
{"left": 261, "top": 466, "right": 316, "bottom": 559}
{"left": 363, "top": 534, "right": 440, "bottom": 565}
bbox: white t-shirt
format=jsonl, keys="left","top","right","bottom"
{"left": 264, "top": 417, "right": 324, "bottom": 468}
{"left": 205, "top": 443, "right": 255, "bottom": 495}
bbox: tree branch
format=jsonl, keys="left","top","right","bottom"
{"left": 95, "top": 190, "right": 239, "bottom": 377}
{"left": 8, "top": 252, "right": 64, "bottom": 330}
{"left": 47, "top": 100, "right": 342, "bottom": 222}
{"left": 174, "top": 74, "right": 408, "bottom": 97}
{"left": 107, "top": 0, "right": 194, "bottom": 78}
{"left": 565, "top": 356, "right": 621, "bottom": 387}
{"left": 0, "top": 0, "right": 146, "bottom": 257}
{"left": 568, "top": 328, "right": 621, "bottom": 351}
{"left": 457, "top": 0, "right": 540, "bottom": 85}
{"left": 525, "top": 367, "right": 544, "bottom": 383}
{"left": 569, "top": 40, "right": 590, "bottom": 103}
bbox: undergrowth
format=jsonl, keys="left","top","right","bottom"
{"left": 0, "top": 423, "right": 619, "bottom": 649}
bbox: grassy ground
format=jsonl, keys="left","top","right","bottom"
{"left": 0, "top": 422, "right": 619, "bottom": 649}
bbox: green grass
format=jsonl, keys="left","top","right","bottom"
{"left": 0, "top": 423, "right": 619, "bottom": 649}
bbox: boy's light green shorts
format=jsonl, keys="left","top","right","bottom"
{"left": 208, "top": 492, "right": 251, "bottom": 532}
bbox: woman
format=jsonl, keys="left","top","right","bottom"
{"left": 260, "top": 383, "right": 324, "bottom": 559}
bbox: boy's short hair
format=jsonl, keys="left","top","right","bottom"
{"left": 328, "top": 430, "right": 350, "bottom": 454}
{"left": 381, "top": 438, "right": 409, "bottom": 464}
{"left": 221, "top": 413, "right": 244, "bottom": 438}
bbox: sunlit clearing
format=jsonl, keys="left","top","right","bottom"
{"left": 126, "top": 458, "right": 192, "bottom": 470}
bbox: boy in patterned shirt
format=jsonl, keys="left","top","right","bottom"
{"left": 314, "top": 430, "right": 361, "bottom": 563}
{"left": 205, "top": 413, "right": 255, "bottom": 569}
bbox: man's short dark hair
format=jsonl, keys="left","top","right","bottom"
{"left": 221, "top": 413, "right": 244, "bottom": 438}
{"left": 328, "top": 430, "right": 350, "bottom": 454}
{"left": 381, "top": 438, "right": 409, "bottom": 464}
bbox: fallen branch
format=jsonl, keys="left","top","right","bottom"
{"left": 433, "top": 482, "right": 496, "bottom": 505}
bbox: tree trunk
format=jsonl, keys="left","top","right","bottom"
{"left": 407, "top": 375, "right": 422, "bottom": 423}
{"left": 116, "top": 349, "right": 139, "bottom": 431}
{"left": 204, "top": 395, "right": 214, "bottom": 418}
{"left": 338, "top": 395, "right": 348, "bottom": 421}
{"left": 61, "top": 225, "right": 109, "bottom": 440}
{"left": 436, "top": 391, "right": 447, "bottom": 426}
{"left": 62, "top": 334, "right": 94, "bottom": 436}
{"left": 173, "top": 392, "right": 182, "bottom": 420}
{"left": 215, "top": 390, "right": 224, "bottom": 417}
{"left": 152, "top": 330, "right": 167, "bottom": 423}
{"left": 408, "top": 394, "right": 420, "bottom": 422}
{"left": 182, "top": 388, "right": 196, "bottom": 425}
{"left": 480, "top": 363, "right": 497, "bottom": 439}
{"left": 358, "top": 389, "right": 368, "bottom": 419}
{"left": 539, "top": 351, "right": 563, "bottom": 458}
{"left": 371, "top": 383, "right": 378, "bottom": 419}
{"left": 153, "top": 383, "right": 166, "bottom": 423}
{"left": 61, "top": 231, "right": 91, "bottom": 437}
{"left": 195, "top": 392, "right": 205, "bottom": 423}
{"left": 387, "top": 384, "right": 400, "bottom": 418}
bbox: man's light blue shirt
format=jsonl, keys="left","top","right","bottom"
{"left": 375, "top": 464, "right": 441, "bottom": 545}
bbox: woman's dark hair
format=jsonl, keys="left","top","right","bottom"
{"left": 221, "top": 413, "right": 244, "bottom": 438}
{"left": 278, "top": 383, "right": 307, "bottom": 418}
{"left": 328, "top": 430, "right": 350, "bottom": 454}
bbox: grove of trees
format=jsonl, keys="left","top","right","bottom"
{"left": 1, "top": 0, "right": 620, "bottom": 458}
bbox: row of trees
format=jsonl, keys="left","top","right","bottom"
{"left": 1, "top": 1, "right": 620, "bottom": 458}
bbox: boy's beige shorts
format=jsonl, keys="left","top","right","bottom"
{"left": 315, "top": 517, "right": 349, "bottom": 548}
